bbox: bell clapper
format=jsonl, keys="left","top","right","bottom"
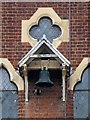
{"left": 33, "top": 87, "right": 41, "bottom": 95}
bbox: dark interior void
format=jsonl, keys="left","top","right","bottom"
{"left": 28, "top": 69, "right": 62, "bottom": 86}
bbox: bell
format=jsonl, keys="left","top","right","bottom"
{"left": 35, "top": 67, "right": 53, "bottom": 87}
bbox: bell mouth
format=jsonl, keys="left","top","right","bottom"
{"left": 35, "top": 82, "right": 54, "bottom": 87}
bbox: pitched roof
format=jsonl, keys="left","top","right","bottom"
{"left": 18, "top": 38, "right": 70, "bottom": 67}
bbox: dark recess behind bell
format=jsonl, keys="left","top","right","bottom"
{"left": 28, "top": 69, "right": 62, "bottom": 84}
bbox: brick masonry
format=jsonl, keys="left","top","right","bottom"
{"left": 1, "top": 2, "right": 90, "bottom": 119}
{"left": 25, "top": 70, "right": 65, "bottom": 118}
{"left": 18, "top": 91, "right": 25, "bottom": 118}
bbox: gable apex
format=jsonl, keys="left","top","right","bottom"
{"left": 18, "top": 39, "right": 70, "bottom": 67}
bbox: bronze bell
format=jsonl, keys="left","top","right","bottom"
{"left": 35, "top": 67, "right": 53, "bottom": 87}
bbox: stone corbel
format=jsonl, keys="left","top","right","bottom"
{"left": 23, "top": 64, "right": 28, "bottom": 102}
{"left": 62, "top": 63, "right": 66, "bottom": 101}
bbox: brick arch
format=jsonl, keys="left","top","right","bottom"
{"left": 0, "top": 58, "right": 24, "bottom": 90}
{"left": 69, "top": 58, "right": 90, "bottom": 90}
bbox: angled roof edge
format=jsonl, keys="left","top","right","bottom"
{"left": 18, "top": 39, "right": 70, "bottom": 67}
{"left": 44, "top": 40, "right": 71, "bottom": 66}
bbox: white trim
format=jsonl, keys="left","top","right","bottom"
{"left": 23, "top": 64, "right": 29, "bottom": 102}
{"left": 0, "top": 58, "right": 24, "bottom": 90}
{"left": 44, "top": 40, "right": 70, "bottom": 66}
{"left": 18, "top": 39, "right": 70, "bottom": 67}
{"left": 69, "top": 58, "right": 90, "bottom": 90}
{"left": 62, "top": 63, "right": 66, "bottom": 101}
{"left": 29, "top": 54, "right": 57, "bottom": 58}
{"left": 18, "top": 40, "right": 42, "bottom": 67}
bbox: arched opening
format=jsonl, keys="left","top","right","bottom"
{"left": 73, "top": 65, "right": 90, "bottom": 119}
{"left": 0, "top": 67, "right": 18, "bottom": 119}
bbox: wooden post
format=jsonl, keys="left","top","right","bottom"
{"left": 62, "top": 63, "right": 66, "bottom": 101}
{"left": 23, "top": 64, "right": 28, "bottom": 102}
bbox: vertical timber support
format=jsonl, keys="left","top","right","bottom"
{"left": 62, "top": 63, "right": 66, "bottom": 101}
{"left": 23, "top": 64, "right": 28, "bottom": 102}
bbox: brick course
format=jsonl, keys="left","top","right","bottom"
{"left": 2, "top": 2, "right": 90, "bottom": 119}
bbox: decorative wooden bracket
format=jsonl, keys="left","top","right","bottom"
{"left": 62, "top": 63, "right": 66, "bottom": 101}
{"left": 23, "top": 64, "right": 28, "bottom": 102}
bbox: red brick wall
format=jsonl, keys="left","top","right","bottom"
{"left": 18, "top": 91, "right": 25, "bottom": 118}
{"left": 58, "top": 2, "right": 89, "bottom": 69}
{"left": 2, "top": 2, "right": 89, "bottom": 69}
{"left": 26, "top": 69, "right": 64, "bottom": 118}
{"left": 66, "top": 90, "right": 73, "bottom": 119}
{"left": 2, "top": 2, "right": 90, "bottom": 119}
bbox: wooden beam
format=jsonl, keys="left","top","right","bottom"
{"left": 30, "top": 54, "right": 57, "bottom": 58}
{"left": 62, "top": 63, "right": 66, "bottom": 101}
{"left": 27, "top": 60, "right": 62, "bottom": 69}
